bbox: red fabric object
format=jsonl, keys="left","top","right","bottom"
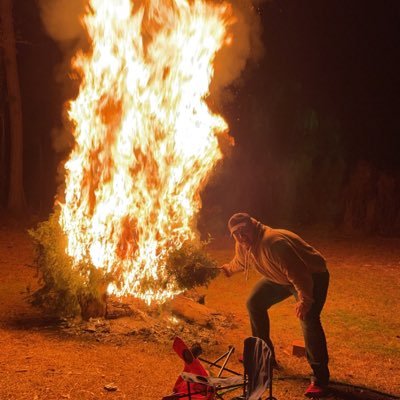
{"left": 171, "top": 337, "right": 214, "bottom": 399}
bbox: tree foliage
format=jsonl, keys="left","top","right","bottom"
{"left": 29, "top": 211, "right": 219, "bottom": 317}
{"left": 29, "top": 211, "right": 110, "bottom": 318}
{"left": 165, "top": 241, "right": 218, "bottom": 291}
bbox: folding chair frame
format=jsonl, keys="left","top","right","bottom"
{"left": 162, "top": 340, "right": 245, "bottom": 400}
{"left": 163, "top": 336, "right": 277, "bottom": 400}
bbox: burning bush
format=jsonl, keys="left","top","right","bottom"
{"left": 29, "top": 211, "right": 219, "bottom": 318}
{"left": 165, "top": 241, "right": 219, "bottom": 291}
{"left": 29, "top": 211, "right": 110, "bottom": 318}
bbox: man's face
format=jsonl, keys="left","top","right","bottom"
{"left": 232, "top": 225, "right": 255, "bottom": 249}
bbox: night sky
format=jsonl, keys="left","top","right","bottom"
{"left": 255, "top": 1, "right": 400, "bottom": 168}
{"left": 11, "top": 0, "right": 400, "bottom": 228}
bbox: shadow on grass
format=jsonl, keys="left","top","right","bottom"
{"left": 7, "top": 315, "right": 62, "bottom": 330}
{"left": 276, "top": 376, "right": 399, "bottom": 400}
{"left": 329, "top": 381, "right": 400, "bottom": 400}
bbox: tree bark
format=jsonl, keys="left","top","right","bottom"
{"left": 0, "top": 0, "right": 26, "bottom": 213}
{"left": 0, "top": 57, "right": 7, "bottom": 206}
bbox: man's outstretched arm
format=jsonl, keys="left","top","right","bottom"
{"left": 220, "top": 242, "right": 247, "bottom": 277}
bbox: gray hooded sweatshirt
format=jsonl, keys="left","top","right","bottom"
{"left": 227, "top": 220, "right": 327, "bottom": 308}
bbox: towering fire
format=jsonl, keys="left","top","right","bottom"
{"left": 59, "top": 0, "right": 232, "bottom": 303}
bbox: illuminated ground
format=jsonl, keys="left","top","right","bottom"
{"left": 0, "top": 226, "right": 399, "bottom": 399}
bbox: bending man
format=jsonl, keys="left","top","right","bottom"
{"left": 220, "top": 213, "right": 330, "bottom": 398}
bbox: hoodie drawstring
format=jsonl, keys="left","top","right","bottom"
{"left": 244, "top": 247, "right": 251, "bottom": 281}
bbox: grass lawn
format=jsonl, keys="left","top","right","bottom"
{"left": 0, "top": 227, "right": 399, "bottom": 399}
{"left": 202, "top": 232, "right": 400, "bottom": 399}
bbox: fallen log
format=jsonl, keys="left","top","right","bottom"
{"left": 168, "top": 295, "right": 218, "bottom": 327}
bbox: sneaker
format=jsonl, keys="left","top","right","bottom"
{"left": 304, "top": 382, "right": 328, "bottom": 398}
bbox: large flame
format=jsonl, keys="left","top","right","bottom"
{"left": 59, "top": 0, "right": 232, "bottom": 303}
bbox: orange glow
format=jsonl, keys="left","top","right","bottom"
{"left": 59, "top": 0, "right": 232, "bottom": 304}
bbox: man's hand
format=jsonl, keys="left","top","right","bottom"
{"left": 295, "top": 302, "right": 310, "bottom": 320}
{"left": 219, "top": 264, "right": 232, "bottom": 277}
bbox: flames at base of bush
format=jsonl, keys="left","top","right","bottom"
{"left": 29, "top": 212, "right": 218, "bottom": 319}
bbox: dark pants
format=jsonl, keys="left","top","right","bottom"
{"left": 246, "top": 271, "right": 330, "bottom": 385}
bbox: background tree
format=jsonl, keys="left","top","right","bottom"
{"left": 0, "top": 0, "right": 26, "bottom": 214}
{"left": 0, "top": 47, "right": 7, "bottom": 207}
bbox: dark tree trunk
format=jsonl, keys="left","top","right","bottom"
{"left": 0, "top": 0, "right": 26, "bottom": 213}
{"left": 0, "top": 110, "right": 6, "bottom": 207}
{"left": 0, "top": 56, "right": 7, "bottom": 207}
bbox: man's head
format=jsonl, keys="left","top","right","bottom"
{"left": 228, "top": 212, "right": 256, "bottom": 248}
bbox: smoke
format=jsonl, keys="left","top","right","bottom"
{"left": 38, "top": 0, "right": 264, "bottom": 90}
{"left": 38, "top": 0, "right": 86, "bottom": 42}
{"left": 211, "top": 0, "right": 264, "bottom": 104}
{"left": 38, "top": 0, "right": 264, "bottom": 156}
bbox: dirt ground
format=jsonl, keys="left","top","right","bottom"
{"left": 0, "top": 224, "right": 399, "bottom": 400}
